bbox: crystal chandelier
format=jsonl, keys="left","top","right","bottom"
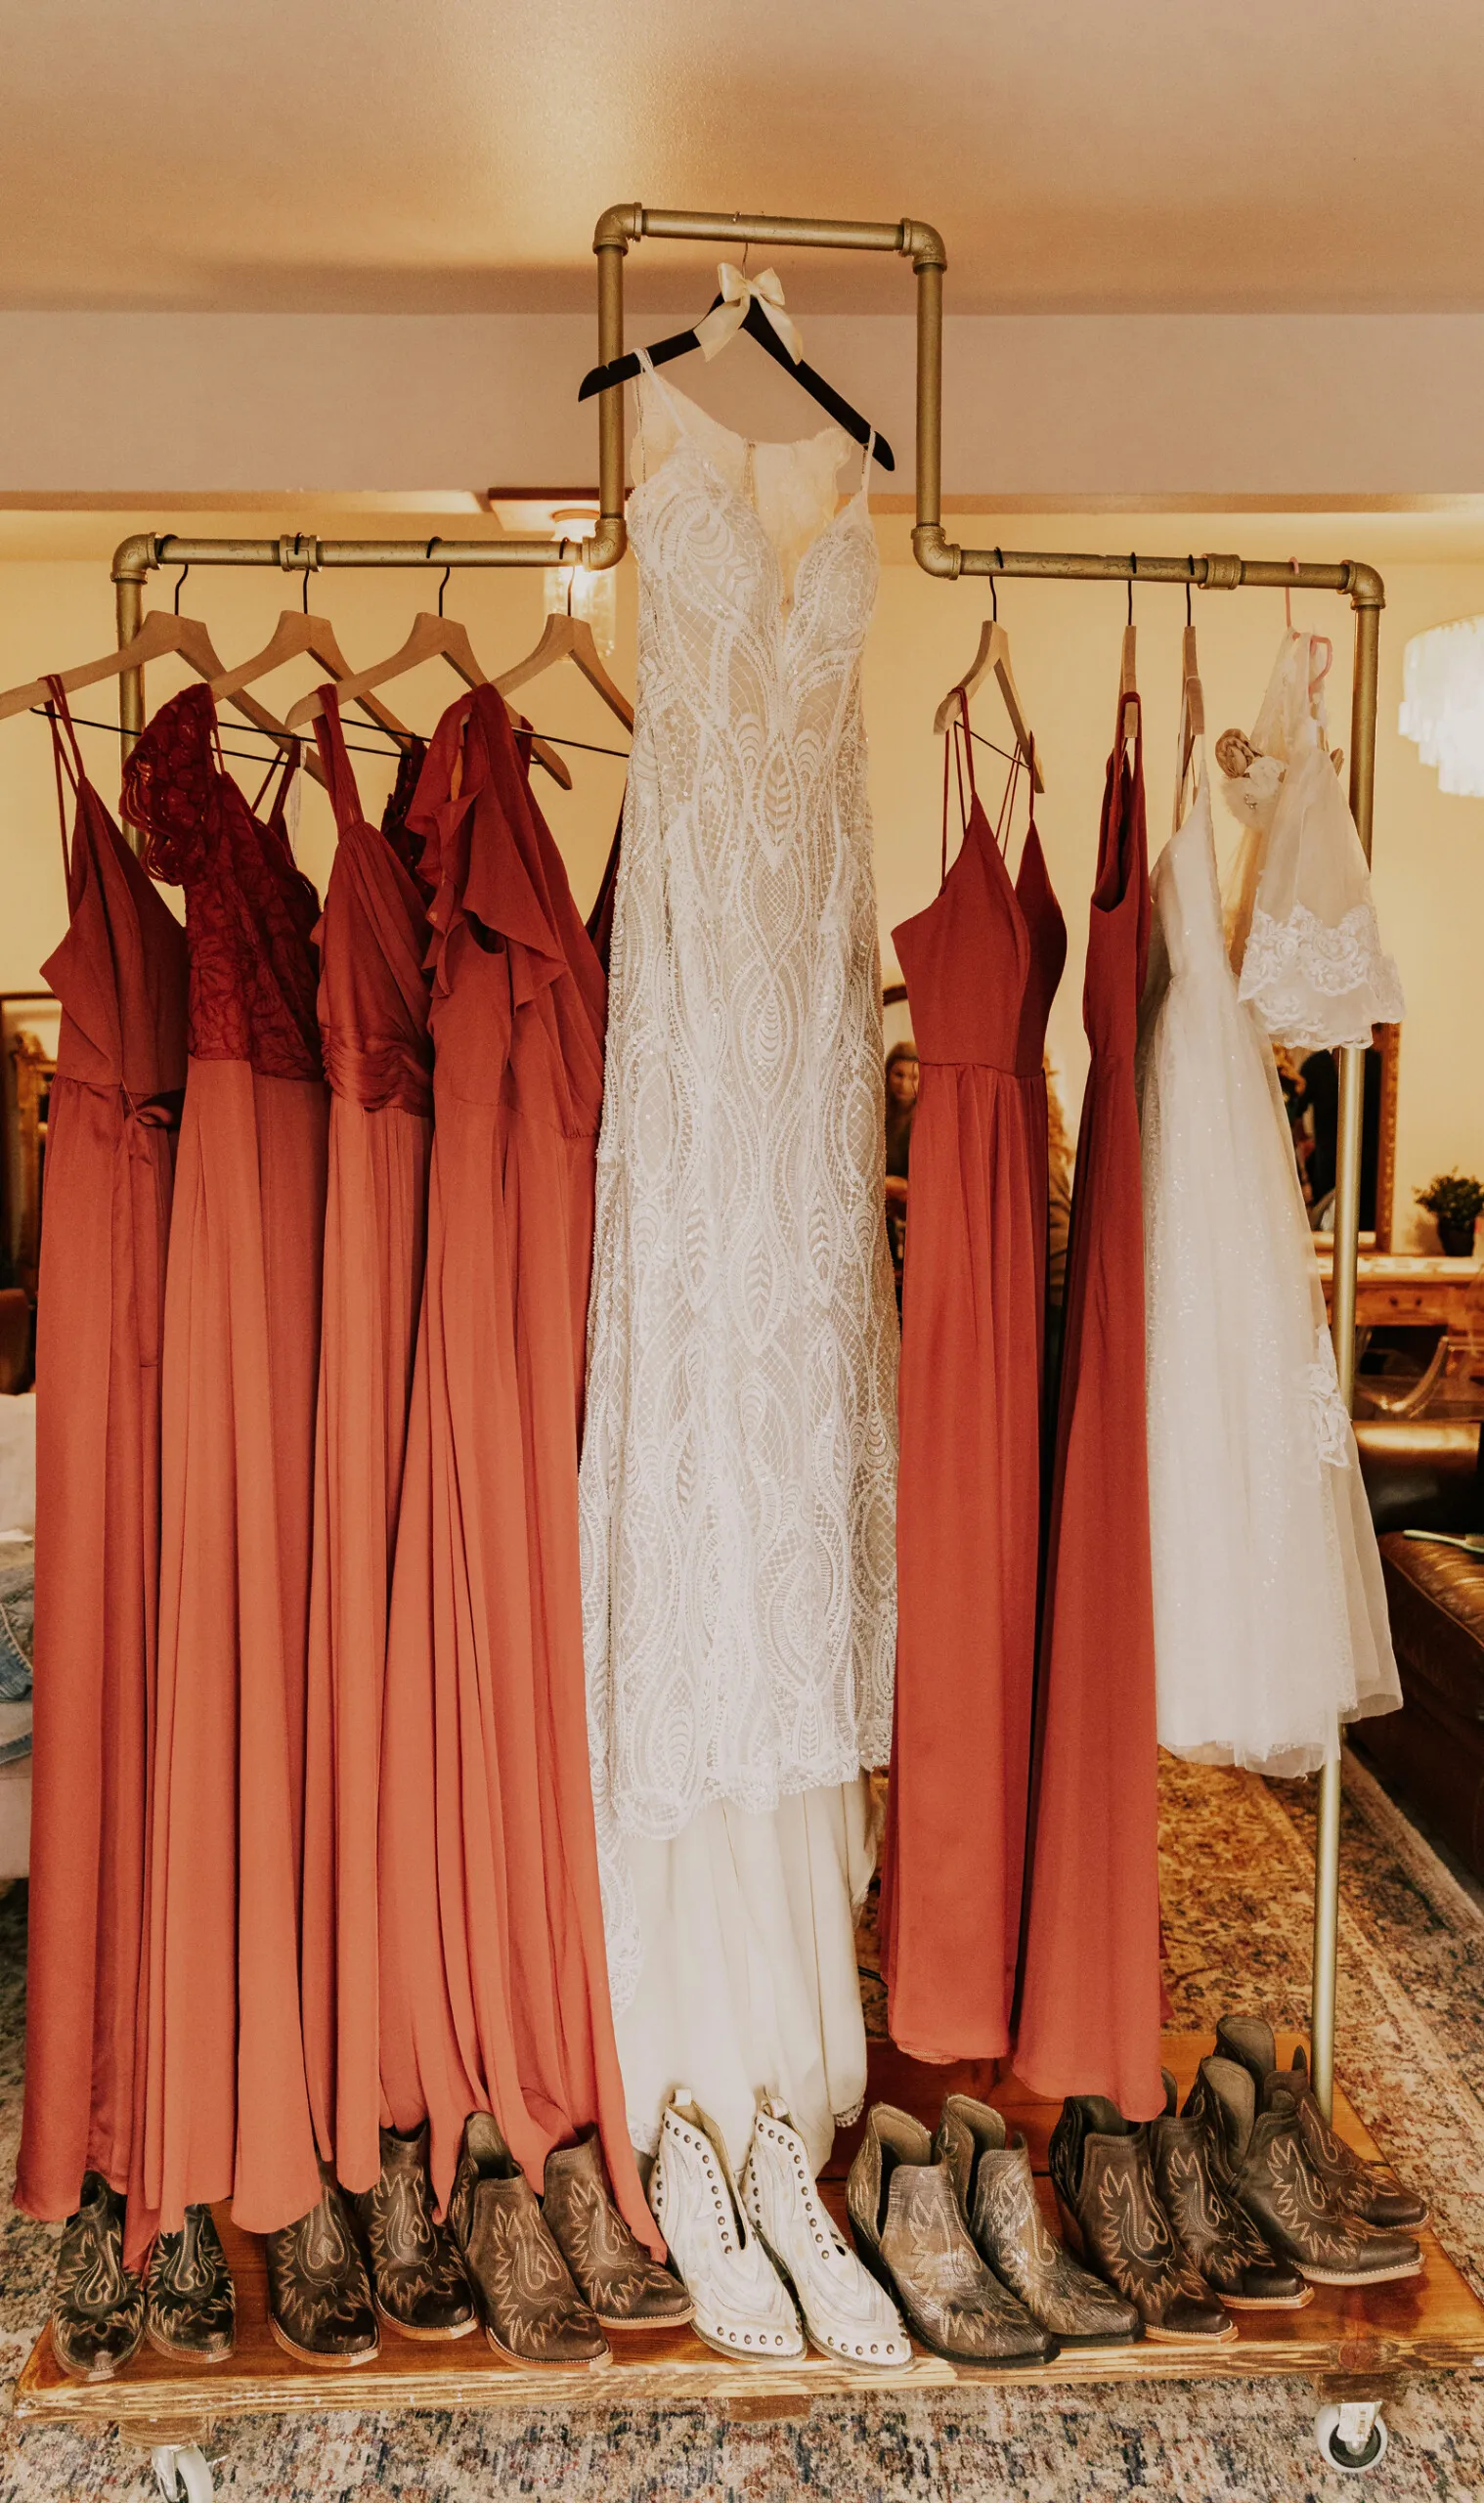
{"left": 1399, "top": 615, "right": 1484, "bottom": 797}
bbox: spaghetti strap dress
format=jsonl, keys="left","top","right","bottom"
{"left": 376, "top": 683, "right": 660, "bottom": 2257}
{"left": 123, "top": 685, "right": 328, "bottom": 2252}
{"left": 879, "top": 707, "right": 1066, "bottom": 2062}
{"left": 16, "top": 686, "right": 188, "bottom": 2224}
{"left": 299, "top": 694, "right": 432, "bottom": 2195}
{"left": 1015, "top": 690, "right": 1164, "bottom": 2123}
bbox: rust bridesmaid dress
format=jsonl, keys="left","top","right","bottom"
{"left": 16, "top": 688, "right": 188, "bottom": 2223}
{"left": 124, "top": 687, "right": 328, "bottom": 2250}
{"left": 377, "top": 685, "right": 660, "bottom": 2256}
{"left": 1015, "top": 688, "right": 1164, "bottom": 2122}
{"left": 299, "top": 695, "right": 432, "bottom": 2195}
{"left": 879, "top": 705, "right": 1066, "bottom": 2062}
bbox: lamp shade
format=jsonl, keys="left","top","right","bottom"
{"left": 1400, "top": 616, "right": 1484, "bottom": 797}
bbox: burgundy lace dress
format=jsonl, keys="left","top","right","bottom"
{"left": 124, "top": 685, "right": 329, "bottom": 2248}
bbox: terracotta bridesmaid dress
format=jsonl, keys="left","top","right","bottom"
{"left": 1015, "top": 689, "right": 1164, "bottom": 2122}
{"left": 879, "top": 706, "right": 1066, "bottom": 2062}
{"left": 377, "top": 685, "right": 660, "bottom": 2257}
{"left": 123, "top": 687, "right": 328, "bottom": 2251}
{"left": 16, "top": 688, "right": 187, "bottom": 2223}
{"left": 298, "top": 695, "right": 432, "bottom": 2195}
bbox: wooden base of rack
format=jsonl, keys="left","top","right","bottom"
{"left": 16, "top": 2034, "right": 1484, "bottom": 2451}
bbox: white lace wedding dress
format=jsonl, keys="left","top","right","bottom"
{"left": 1223, "top": 629, "right": 1404, "bottom": 1048}
{"left": 1138, "top": 762, "right": 1400, "bottom": 1774}
{"left": 579, "top": 359, "right": 898, "bottom": 2171}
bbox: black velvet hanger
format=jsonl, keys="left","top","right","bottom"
{"left": 577, "top": 290, "right": 895, "bottom": 473}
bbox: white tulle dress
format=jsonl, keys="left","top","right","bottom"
{"left": 1137, "top": 760, "right": 1401, "bottom": 1775}
{"left": 1223, "top": 630, "right": 1404, "bottom": 1048}
{"left": 579, "top": 361, "right": 897, "bottom": 2172}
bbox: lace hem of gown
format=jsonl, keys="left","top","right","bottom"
{"left": 1304, "top": 1325, "right": 1355, "bottom": 1474}
{"left": 1238, "top": 900, "right": 1406, "bottom": 1050}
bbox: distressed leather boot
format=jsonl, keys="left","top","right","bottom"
{"left": 1214, "top": 2015, "right": 1428, "bottom": 2230}
{"left": 51, "top": 2174, "right": 146, "bottom": 2380}
{"left": 1149, "top": 2071, "right": 1309, "bottom": 2310}
{"left": 450, "top": 2113, "right": 609, "bottom": 2368}
{"left": 147, "top": 2203, "right": 237, "bottom": 2359}
{"left": 847, "top": 2103, "right": 1056, "bottom": 2366}
{"left": 1185, "top": 2058, "right": 1422, "bottom": 2289}
{"left": 542, "top": 2130, "right": 691, "bottom": 2331}
{"left": 265, "top": 2172, "right": 379, "bottom": 2367}
{"left": 1048, "top": 2096, "right": 1236, "bottom": 2345}
{"left": 936, "top": 2093, "right": 1140, "bottom": 2348}
{"left": 348, "top": 2124, "right": 475, "bottom": 2341}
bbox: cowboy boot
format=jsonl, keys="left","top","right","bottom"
{"left": 1048, "top": 2097, "right": 1235, "bottom": 2345}
{"left": 1214, "top": 2015, "right": 1428, "bottom": 2230}
{"left": 264, "top": 2171, "right": 379, "bottom": 2366}
{"left": 847, "top": 2104, "right": 1055, "bottom": 2366}
{"left": 936, "top": 2092, "right": 1140, "bottom": 2347}
{"left": 1149, "top": 2071, "right": 1309, "bottom": 2310}
{"left": 347, "top": 2124, "right": 476, "bottom": 2341}
{"left": 1185, "top": 2058, "right": 1422, "bottom": 2289}
{"left": 146, "top": 2203, "right": 237, "bottom": 2359}
{"left": 542, "top": 2130, "right": 692, "bottom": 2331}
{"left": 51, "top": 2174, "right": 146, "bottom": 2381}
{"left": 450, "top": 2114, "right": 609, "bottom": 2367}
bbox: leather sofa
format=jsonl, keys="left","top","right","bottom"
{"left": 1349, "top": 1422, "right": 1484, "bottom": 1880}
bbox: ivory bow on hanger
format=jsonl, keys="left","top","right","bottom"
{"left": 694, "top": 265, "right": 804, "bottom": 365}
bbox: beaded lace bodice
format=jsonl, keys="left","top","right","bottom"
{"left": 579, "top": 367, "right": 898, "bottom": 2006}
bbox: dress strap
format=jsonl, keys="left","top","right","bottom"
{"left": 42, "top": 678, "right": 84, "bottom": 872}
{"left": 859, "top": 428, "right": 875, "bottom": 500}
{"left": 310, "top": 686, "right": 363, "bottom": 836}
{"left": 940, "top": 691, "right": 979, "bottom": 886}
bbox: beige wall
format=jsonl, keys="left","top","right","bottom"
{"left": 3, "top": 508, "right": 1480, "bottom": 1250}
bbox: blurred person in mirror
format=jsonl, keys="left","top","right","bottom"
{"left": 885, "top": 1041, "right": 919, "bottom": 1291}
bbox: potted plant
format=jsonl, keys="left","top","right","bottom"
{"left": 1415, "top": 1169, "right": 1484, "bottom": 1257}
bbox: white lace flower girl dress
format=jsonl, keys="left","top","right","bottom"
{"left": 1137, "top": 758, "right": 1400, "bottom": 1774}
{"left": 1222, "top": 629, "right": 1404, "bottom": 1048}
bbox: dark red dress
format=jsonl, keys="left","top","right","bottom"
{"left": 377, "top": 685, "right": 660, "bottom": 2256}
{"left": 299, "top": 696, "right": 432, "bottom": 2193}
{"left": 1015, "top": 691, "right": 1163, "bottom": 2121}
{"left": 879, "top": 711, "right": 1066, "bottom": 2061}
{"left": 124, "top": 687, "right": 329, "bottom": 2249}
{"left": 16, "top": 688, "right": 188, "bottom": 2223}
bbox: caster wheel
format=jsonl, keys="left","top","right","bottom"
{"left": 152, "top": 2444, "right": 215, "bottom": 2501}
{"left": 1314, "top": 2402, "right": 1389, "bottom": 2475}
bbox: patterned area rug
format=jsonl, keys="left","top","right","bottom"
{"left": 3, "top": 1752, "right": 1484, "bottom": 2501}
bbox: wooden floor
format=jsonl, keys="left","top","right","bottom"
{"left": 17, "top": 2036, "right": 1484, "bottom": 2442}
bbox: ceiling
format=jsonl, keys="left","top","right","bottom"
{"left": 5, "top": 1, "right": 1484, "bottom": 316}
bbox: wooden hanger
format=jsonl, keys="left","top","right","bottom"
{"left": 209, "top": 608, "right": 412, "bottom": 746}
{"left": 932, "top": 617, "right": 1044, "bottom": 793}
{"left": 0, "top": 605, "right": 325, "bottom": 785}
{"left": 1175, "top": 620, "right": 1206, "bottom": 830}
{"left": 283, "top": 612, "right": 572, "bottom": 789}
{"left": 495, "top": 610, "right": 634, "bottom": 732}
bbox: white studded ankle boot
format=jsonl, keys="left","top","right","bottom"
{"left": 741, "top": 2100, "right": 912, "bottom": 2371}
{"left": 650, "top": 2091, "right": 804, "bottom": 2364}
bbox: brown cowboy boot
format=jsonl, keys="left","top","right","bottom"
{"left": 542, "top": 2132, "right": 691, "bottom": 2330}
{"left": 51, "top": 2174, "right": 146, "bottom": 2381}
{"left": 1150, "top": 2071, "right": 1309, "bottom": 2310}
{"left": 1185, "top": 2058, "right": 1422, "bottom": 2289}
{"left": 1214, "top": 2015, "right": 1428, "bottom": 2230}
{"left": 935, "top": 2094, "right": 1140, "bottom": 2348}
{"left": 1048, "top": 2097, "right": 1236, "bottom": 2346}
{"left": 347, "top": 2124, "right": 476, "bottom": 2341}
{"left": 146, "top": 2203, "right": 237, "bottom": 2359}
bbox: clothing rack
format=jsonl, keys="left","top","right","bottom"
{"left": 11, "top": 198, "right": 1463, "bottom": 2497}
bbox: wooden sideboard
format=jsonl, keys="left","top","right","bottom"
{"left": 1319, "top": 1252, "right": 1484, "bottom": 1419}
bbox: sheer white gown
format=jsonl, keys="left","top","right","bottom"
{"left": 579, "top": 360, "right": 898, "bottom": 2170}
{"left": 1137, "top": 764, "right": 1400, "bottom": 1775}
